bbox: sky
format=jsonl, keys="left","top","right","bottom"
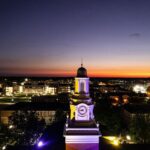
{"left": 0, "top": 0, "right": 150, "bottom": 77}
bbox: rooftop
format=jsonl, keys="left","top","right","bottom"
{"left": 123, "top": 104, "right": 150, "bottom": 114}
{"left": 0, "top": 102, "right": 69, "bottom": 111}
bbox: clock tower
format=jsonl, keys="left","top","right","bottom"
{"left": 64, "top": 64, "right": 101, "bottom": 150}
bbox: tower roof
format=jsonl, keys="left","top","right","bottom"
{"left": 77, "top": 64, "right": 87, "bottom": 77}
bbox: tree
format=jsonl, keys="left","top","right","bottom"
{"left": 8, "top": 110, "right": 46, "bottom": 145}
{"left": 129, "top": 114, "right": 150, "bottom": 143}
{"left": 94, "top": 102, "right": 123, "bottom": 135}
{"left": 54, "top": 109, "right": 65, "bottom": 122}
{"left": 0, "top": 122, "right": 9, "bottom": 147}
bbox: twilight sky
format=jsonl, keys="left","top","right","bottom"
{"left": 0, "top": 0, "right": 150, "bottom": 77}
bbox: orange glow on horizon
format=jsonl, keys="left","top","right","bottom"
{"left": 87, "top": 67, "right": 150, "bottom": 78}
{"left": 2, "top": 66, "right": 150, "bottom": 78}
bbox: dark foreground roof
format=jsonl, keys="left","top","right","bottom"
{"left": 6, "top": 142, "right": 150, "bottom": 150}
{"left": 68, "top": 120, "right": 97, "bottom": 128}
{"left": 0, "top": 102, "right": 69, "bottom": 111}
{"left": 124, "top": 104, "right": 150, "bottom": 114}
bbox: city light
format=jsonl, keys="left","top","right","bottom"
{"left": 9, "top": 125, "right": 13, "bottom": 129}
{"left": 113, "top": 139, "right": 119, "bottom": 146}
{"left": 37, "top": 141, "right": 44, "bottom": 147}
{"left": 103, "top": 136, "right": 120, "bottom": 146}
{"left": 133, "top": 85, "right": 146, "bottom": 93}
{"left": 104, "top": 136, "right": 116, "bottom": 141}
{"left": 123, "top": 98, "right": 128, "bottom": 104}
{"left": 126, "top": 135, "right": 131, "bottom": 140}
{"left": 2, "top": 145, "right": 6, "bottom": 150}
{"left": 25, "top": 78, "right": 28, "bottom": 82}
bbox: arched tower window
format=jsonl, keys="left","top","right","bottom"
{"left": 80, "top": 82, "right": 84, "bottom": 92}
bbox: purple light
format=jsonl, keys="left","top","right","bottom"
{"left": 37, "top": 141, "right": 44, "bottom": 147}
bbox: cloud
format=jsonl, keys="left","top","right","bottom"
{"left": 129, "top": 33, "right": 141, "bottom": 38}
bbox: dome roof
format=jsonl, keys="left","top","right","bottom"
{"left": 77, "top": 65, "right": 87, "bottom": 77}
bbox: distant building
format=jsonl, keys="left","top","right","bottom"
{"left": 23, "top": 83, "right": 44, "bottom": 95}
{"left": 31, "top": 95, "right": 58, "bottom": 102}
{"left": 0, "top": 102, "right": 69, "bottom": 125}
{"left": 5, "top": 87, "right": 13, "bottom": 96}
{"left": 44, "top": 86, "right": 56, "bottom": 95}
{"left": 19, "top": 85, "right": 24, "bottom": 93}
{"left": 57, "top": 84, "right": 71, "bottom": 94}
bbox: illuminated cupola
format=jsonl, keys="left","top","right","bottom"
{"left": 75, "top": 63, "right": 89, "bottom": 94}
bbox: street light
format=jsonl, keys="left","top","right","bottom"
{"left": 9, "top": 125, "right": 13, "bottom": 129}
{"left": 2, "top": 145, "right": 6, "bottom": 150}
{"left": 113, "top": 139, "right": 119, "bottom": 146}
{"left": 37, "top": 141, "right": 44, "bottom": 148}
{"left": 126, "top": 135, "right": 131, "bottom": 140}
{"left": 103, "top": 136, "right": 120, "bottom": 146}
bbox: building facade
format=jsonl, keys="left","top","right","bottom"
{"left": 64, "top": 64, "right": 101, "bottom": 150}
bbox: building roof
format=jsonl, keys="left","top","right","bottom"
{"left": 123, "top": 104, "right": 150, "bottom": 114}
{"left": 65, "top": 129, "right": 100, "bottom": 135}
{"left": 0, "top": 102, "right": 69, "bottom": 111}
{"left": 77, "top": 65, "right": 87, "bottom": 77}
{"left": 68, "top": 120, "right": 97, "bottom": 128}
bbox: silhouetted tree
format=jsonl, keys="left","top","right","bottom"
{"left": 55, "top": 109, "right": 65, "bottom": 122}
{"left": 0, "top": 122, "right": 9, "bottom": 147}
{"left": 94, "top": 102, "right": 123, "bottom": 135}
{"left": 8, "top": 110, "right": 46, "bottom": 145}
{"left": 129, "top": 114, "right": 150, "bottom": 143}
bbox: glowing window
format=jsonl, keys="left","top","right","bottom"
{"left": 80, "top": 82, "right": 84, "bottom": 92}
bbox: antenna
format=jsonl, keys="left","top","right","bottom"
{"left": 81, "top": 57, "right": 83, "bottom": 67}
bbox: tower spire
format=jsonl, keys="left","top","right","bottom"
{"left": 81, "top": 57, "right": 83, "bottom": 67}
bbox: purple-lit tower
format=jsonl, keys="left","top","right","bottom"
{"left": 64, "top": 64, "right": 101, "bottom": 150}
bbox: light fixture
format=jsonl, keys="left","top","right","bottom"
{"left": 2, "top": 145, "right": 6, "bottom": 150}
{"left": 113, "top": 139, "right": 119, "bottom": 146}
{"left": 37, "top": 141, "right": 44, "bottom": 147}
{"left": 126, "top": 135, "right": 131, "bottom": 140}
{"left": 9, "top": 125, "right": 13, "bottom": 129}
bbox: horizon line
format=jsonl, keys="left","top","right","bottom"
{"left": 1, "top": 74, "right": 150, "bottom": 79}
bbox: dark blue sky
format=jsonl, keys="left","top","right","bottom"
{"left": 0, "top": 0, "right": 150, "bottom": 77}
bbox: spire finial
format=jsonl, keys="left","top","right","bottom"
{"left": 81, "top": 57, "right": 83, "bottom": 67}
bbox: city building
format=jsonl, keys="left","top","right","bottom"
{"left": 5, "top": 86, "right": 13, "bottom": 96}
{"left": 57, "top": 84, "right": 71, "bottom": 94}
{"left": 44, "top": 85, "right": 56, "bottom": 95}
{"left": 64, "top": 64, "right": 101, "bottom": 150}
{"left": 0, "top": 102, "right": 69, "bottom": 125}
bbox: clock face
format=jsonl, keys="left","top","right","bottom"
{"left": 78, "top": 105, "right": 87, "bottom": 116}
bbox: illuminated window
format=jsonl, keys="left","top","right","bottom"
{"left": 80, "top": 82, "right": 84, "bottom": 92}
